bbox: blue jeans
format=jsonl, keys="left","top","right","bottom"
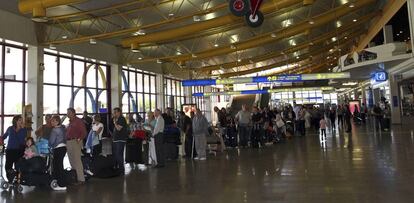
{"left": 112, "top": 141, "right": 126, "bottom": 172}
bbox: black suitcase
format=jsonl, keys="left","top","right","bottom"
{"left": 64, "top": 168, "right": 78, "bottom": 185}
{"left": 125, "top": 139, "right": 142, "bottom": 164}
{"left": 92, "top": 155, "right": 119, "bottom": 178}
{"left": 20, "top": 172, "right": 52, "bottom": 186}
{"left": 164, "top": 143, "right": 178, "bottom": 160}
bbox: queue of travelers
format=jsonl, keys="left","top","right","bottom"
{"left": 0, "top": 101, "right": 392, "bottom": 192}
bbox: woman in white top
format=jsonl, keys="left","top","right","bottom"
{"left": 144, "top": 112, "right": 157, "bottom": 165}
{"left": 91, "top": 114, "right": 104, "bottom": 157}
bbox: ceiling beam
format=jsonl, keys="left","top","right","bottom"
{"left": 356, "top": 0, "right": 407, "bottom": 51}
{"left": 127, "top": 0, "right": 376, "bottom": 64}
{"left": 121, "top": 0, "right": 304, "bottom": 47}
{"left": 198, "top": 12, "right": 377, "bottom": 72}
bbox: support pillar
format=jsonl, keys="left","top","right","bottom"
{"left": 184, "top": 86, "right": 192, "bottom": 104}
{"left": 110, "top": 64, "right": 122, "bottom": 110}
{"left": 156, "top": 73, "right": 165, "bottom": 111}
{"left": 389, "top": 74, "right": 402, "bottom": 124}
{"left": 361, "top": 88, "right": 367, "bottom": 105}
{"left": 203, "top": 86, "right": 212, "bottom": 122}
{"left": 383, "top": 25, "right": 394, "bottom": 44}
{"left": 27, "top": 46, "right": 44, "bottom": 138}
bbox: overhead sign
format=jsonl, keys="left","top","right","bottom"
{"left": 193, "top": 87, "right": 334, "bottom": 97}
{"left": 182, "top": 72, "right": 350, "bottom": 87}
{"left": 373, "top": 71, "right": 388, "bottom": 82}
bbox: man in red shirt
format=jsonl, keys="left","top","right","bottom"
{"left": 65, "top": 108, "right": 87, "bottom": 184}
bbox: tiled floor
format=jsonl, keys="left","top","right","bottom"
{"left": 2, "top": 119, "right": 414, "bottom": 203}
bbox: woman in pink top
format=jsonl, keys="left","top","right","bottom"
{"left": 319, "top": 118, "right": 327, "bottom": 139}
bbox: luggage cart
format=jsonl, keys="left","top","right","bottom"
{"left": 229, "top": 0, "right": 265, "bottom": 27}
{"left": 0, "top": 144, "right": 10, "bottom": 190}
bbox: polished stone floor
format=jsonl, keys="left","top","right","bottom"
{"left": 2, "top": 119, "right": 414, "bottom": 203}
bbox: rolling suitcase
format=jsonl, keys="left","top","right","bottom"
{"left": 125, "top": 138, "right": 142, "bottom": 164}
{"left": 164, "top": 143, "right": 178, "bottom": 160}
{"left": 92, "top": 155, "right": 119, "bottom": 178}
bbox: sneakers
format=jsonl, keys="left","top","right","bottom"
{"left": 52, "top": 186, "right": 67, "bottom": 191}
{"left": 199, "top": 157, "right": 207, "bottom": 161}
{"left": 85, "top": 169, "right": 94, "bottom": 176}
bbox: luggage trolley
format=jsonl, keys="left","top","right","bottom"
{"left": 0, "top": 144, "right": 10, "bottom": 190}
{"left": 229, "top": 0, "right": 265, "bottom": 27}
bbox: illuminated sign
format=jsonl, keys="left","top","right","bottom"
{"left": 373, "top": 71, "right": 388, "bottom": 82}
{"left": 182, "top": 72, "right": 350, "bottom": 87}
{"left": 192, "top": 87, "right": 334, "bottom": 97}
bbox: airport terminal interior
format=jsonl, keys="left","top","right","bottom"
{"left": 1, "top": 0, "right": 414, "bottom": 202}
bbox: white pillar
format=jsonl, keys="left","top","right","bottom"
{"left": 204, "top": 86, "right": 212, "bottom": 122}
{"left": 361, "top": 88, "right": 367, "bottom": 105}
{"left": 110, "top": 64, "right": 122, "bottom": 110}
{"left": 156, "top": 73, "right": 165, "bottom": 111}
{"left": 389, "top": 74, "right": 402, "bottom": 124}
{"left": 383, "top": 25, "right": 394, "bottom": 44}
{"left": 184, "top": 86, "right": 193, "bottom": 104}
{"left": 27, "top": 46, "right": 44, "bottom": 137}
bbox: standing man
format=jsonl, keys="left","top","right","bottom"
{"left": 235, "top": 104, "right": 251, "bottom": 148}
{"left": 180, "top": 111, "right": 194, "bottom": 158}
{"left": 192, "top": 108, "right": 209, "bottom": 160}
{"left": 65, "top": 108, "right": 87, "bottom": 184}
{"left": 153, "top": 109, "right": 165, "bottom": 167}
{"left": 112, "top": 107, "right": 128, "bottom": 174}
{"left": 35, "top": 114, "right": 53, "bottom": 140}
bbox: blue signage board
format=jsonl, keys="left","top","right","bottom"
{"left": 182, "top": 79, "right": 216, "bottom": 86}
{"left": 373, "top": 71, "right": 388, "bottom": 82}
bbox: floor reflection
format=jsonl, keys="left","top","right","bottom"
{"left": 2, "top": 119, "right": 414, "bottom": 202}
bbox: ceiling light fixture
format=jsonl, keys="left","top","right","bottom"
{"left": 61, "top": 35, "right": 68, "bottom": 39}
{"left": 193, "top": 15, "right": 201, "bottom": 22}
{"left": 230, "top": 44, "right": 236, "bottom": 49}
{"left": 49, "top": 44, "right": 56, "bottom": 50}
{"left": 353, "top": 19, "right": 357, "bottom": 22}
{"left": 156, "top": 59, "right": 163, "bottom": 64}
{"left": 133, "top": 30, "right": 146, "bottom": 36}
{"left": 237, "top": 59, "right": 241, "bottom": 62}
{"left": 270, "top": 33, "right": 277, "bottom": 38}
{"left": 214, "top": 43, "right": 219, "bottom": 47}
{"left": 308, "top": 20, "right": 315, "bottom": 25}
{"left": 89, "top": 38, "right": 97, "bottom": 44}
{"left": 191, "top": 54, "right": 197, "bottom": 58}
{"left": 168, "top": 13, "right": 174, "bottom": 17}
{"left": 349, "top": 3, "right": 355, "bottom": 8}
{"left": 31, "top": 16, "right": 48, "bottom": 23}
{"left": 138, "top": 57, "right": 143, "bottom": 60}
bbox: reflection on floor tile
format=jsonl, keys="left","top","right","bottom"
{"left": 2, "top": 120, "right": 414, "bottom": 202}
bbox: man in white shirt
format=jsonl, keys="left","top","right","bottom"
{"left": 153, "top": 109, "right": 165, "bottom": 167}
{"left": 235, "top": 104, "right": 251, "bottom": 147}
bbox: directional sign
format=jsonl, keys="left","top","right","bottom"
{"left": 183, "top": 72, "right": 350, "bottom": 87}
